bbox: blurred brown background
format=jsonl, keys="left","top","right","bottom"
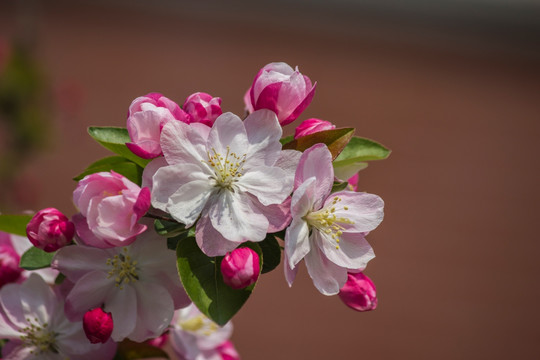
{"left": 1, "top": 0, "right": 539, "bottom": 359}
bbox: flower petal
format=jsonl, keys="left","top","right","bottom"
{"left": 65, "top": 271, "right": 114, "bottom": 321}
{"left": 304, "top": 245, "right": 347, "bottom": 296}
{"left": 249, "top": 196, "right": 291, "bottom": 233}
{"left": 52, "top": 245, "right": 110, "bottom": 282}
{"left": 315, "top": 230, "right": 375, "bottom": 270}
{"left": 237, "top": 166, "right": 293, "bottom": 206}
{"left": 284, "top": 218, "right": 311, "bottom": 268}
{"left": 161, "top": 120, "right": 207, "bottom": 166}
{"left": 295, "top": 144, "right": 333, "bottom": 209}
{"left": 243, "top": 109, "right": 282, "bottom": 167}
{"left": 206, "top": 113, "right": 249, "bottom": 158}
{"left": 167, "top": 180, "right": 215, "bottom": 227}
{"left": 104, "top": 285, "right": 137, "bottom": 342}
{"left": 329, "top": 191, "right": 385, "bottom": 233}
{"left": 196, "top": 214, "right": 243, "bottom": 257}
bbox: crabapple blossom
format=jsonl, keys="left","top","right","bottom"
{"left": 338, "top": 271, "right": 377, "bottom": 312}
{"left": 284, "top": 144, "right": 384, "bottom": 295}
{"left": 151, "top": 109, "right": 296, "bottom": 256}
{"left": 72, "top": 171, "right": 151, "bottom": 248}
{"left": 127, "top": 92, "right": 189, "bottom": 159}
{"left": 220, "top": 247, "right": 260, "bottom": 289}
{"left": 52, "top": 226, "right": 190, "bottom": 342}
{"left": 245, "top": 62, "right": 316, "bottom": 126}
{"left": 169, "top": 303, "right": 236, "bottom": 360}
{"left": 0, "top": 274, "right": 116, "bottom": 359}
{"left": 0, "top": 231, "right": 58, "bottom": 287}
{"left": 183, "top": 92, "right": 222, "bottom": 127}
{"left": 294, "top": 118, "right": 335, "bottom": 139}
{"left": 83, "top": 308, "right": 114, "bottom": 344}
{"left": 26, "top": 207, "right": 74, "bottom": 252}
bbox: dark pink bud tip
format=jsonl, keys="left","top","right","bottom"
{"left": 83, "top": 308, "right": 114, "bottom": 344}
{"left": 26, "top": 208, "right": 74, "bottom": 252}
{"left": 220, "top": 247, "right": 260, "bottom": 290}
{"left": 338, "top": 272, "right": 378, "bottom": 312}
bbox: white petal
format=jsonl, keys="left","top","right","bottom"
{"left": 329, "top": 191, "right": 385, "bottom": 233}
{"left": 283, "top": 250, "right": 299, "bottom": 287}
{"left": 208, "top": 191, "right": 268, "bottom": 243}
{"left": 237, "top": 166, "right": 293, "bottom": 206}
{"left": 294, "top": 143, "right": 333, "bottom": 209}
{"left": 243, "top": 109, "right": 282, "bottom": 167}
{"left": 161, "top": 121, "right": 207, "bottom": 166}
{"left": 196, "top": 213, "right": 243, "bottom": 257}
{"left": 315, "top": 230, "right": 375, "bottom": 269}
{"left": 167, "top": 180, "right": 215, "bottom": 227}
{"left": 19, "top": 274, "right": 55, "bottom": 326}
{"left": 284, "top": 218, "right": 311, "bottom": 268}
{"left": 65, "top": 271, "right": 114, "bottom": 320}
{"left": 206, "top": 113, "right": 249, "bottom": 158}
{"left": 304, "top": 245, "right": 347, "bottom": 296}
{"left": 290, "top": 177, "right": 317, "bottom": 217}
{"left": 274, "top": 149, "right": 302, "bottom": 175}
{"left": 52, "top": 245, "right": 110, "bottom": 282}
{"left": 141, "top": 156, "right": 168, "bottom": 191}
{"left": 104, "top": 286, "right": 137, "bottom": 341}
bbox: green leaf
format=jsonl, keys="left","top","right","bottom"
{"left": 0, "top": 214, "right": 32, "bottom": 236}
{"left": 177, "top": 238, "right": 262, "bottom": 326}
{"left": 279, "top": 135, "right": 294, "bottom": 146}
{"left": 258, "top": 234, "right": 281, "bottom": 274}
{"left": 113, "top": 339, "right": 169, "bottom": 360}
{"left": 55, "top": 273, "right": 66, "bottom": 285}
{"left": 282, "top": 128, "right": 354, "bottom": 159}
{"left": 333, "top": 161, "right": 368, "bottom": 180}
{"left": 19, "top": 247, "right": 55, "bottom": 270}
{"left": 333, "top": 136, "right": 390, "bottom": 167}
{"left": 154, "top": 219, "right": 187, "bottom": 237}
{"left": 331, "top": 181, "right": 349, "bottom": 193}
{"left": 73, "top": 156, "right": 144, "bottom": 185}
{"left": 87, "top": 127, "right": 150, "bottom": 168}
{"left": 166, "top": 227, "right": 196, "bottom": 250}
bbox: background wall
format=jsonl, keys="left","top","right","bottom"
{"left": 1, "top": 0, "right": 539, "bottom": 358}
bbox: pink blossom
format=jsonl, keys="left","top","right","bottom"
{"left": 52, "top": 226, "right": 190, "bottom": 342}
{"left": 0, "top": 231, "right": 58, "bottom": 287}
{"left": 72, "top": 171, "right": 151, "bottom": 248}
{"left": 347, "top": 173, "right": 359, "bottom": 191}
{"left": 284, "top": 144, "right": 384, "bottom": 295}
{"left": 126, "top": 93, "right": 189, "bottom": 159}
{"left": 183, "top": 92, "right": 222, "bottom": 127}
{"left": 26, "top": 207, "right": 74, "bottom": 252}
{"left": 221, "top": 248, "right": 260, "bottom": 289}
{"left": 0, "top": 274, "right": 117, "bottom": 359}
{"left": 294, "top": 118, "right": 336, "bottom": 139}
{"left": 83, "top": 308, "right": 114, "bottom": 344}
{"left": 246, "top": 62, "right": 316, "bottom": 126}
{"left": 150, "top": 110, "right": 297, "bottom": 256}
{"left": 169, "top": 303, "right": 235, "bottom": 360}
{"left": 338, "top": 272, "right": 377, "bottom": 312}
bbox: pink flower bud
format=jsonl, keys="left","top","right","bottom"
{"left": 217, "top": 340, "right": 241, "bottom": 360}
{"left": 26, "top": 208, "right": 75, "bottom": 252}
{"left": 338, "top": 272, "right": 377, "bottom": 312}
{"left": 220, "top": 248, "right": 260, "bottom": 289}
{"left": 183, "top": 92, "right": 222, "bottom": 127}
{"left": 83, "top": 308, "right": 114, "bottom": 344}
{"left": 72, "top": 171, "right": 151, "bottom": 248}
{"left": 294, "top": 118, "right": 336, "bottom": 139}
{"left": 126, "top": 92, "right": 190, "bottom": 159}
{"left": 347, "top": 173, "right": 359, "bottom": 192}
{"left": 246, "top": 62, "right": 316, "bottom": 126}
{"left": 147, "top": 333, "right": 169, "bottom": 348}
{"left": 0, "top": 244, "right": 22, "bottom": 288}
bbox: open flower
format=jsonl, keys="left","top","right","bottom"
{"left": 169, "top": 303, "right": 237, "bottom": 360}
{"left": 284, "top": 144, "right": 384, "bottom": 295}
{"left": 52, "top": 227, "right": 190, "bottom": 342}
{"left": 0, "top": 274, "right": 116, "bottom": 359}
{"left": 72, "top": 171, "right": 151, "bottom": 248}
{"left": 151, "top": 109, "right": 296, "bottom": 256}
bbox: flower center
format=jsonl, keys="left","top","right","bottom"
{"left": 20, "top": 318, "right": 57, "bottom": 355}
{"left": 205, "top": 146, "right": 247, "bottom": 190}
{"left": 106, "top": 247, "right": 139, "bottom": 289}
{"left": 179, "top": 314, "right": 219, "bottom": 336}
{"left": 304, "top": 196, "right": 354, "bottom": 250}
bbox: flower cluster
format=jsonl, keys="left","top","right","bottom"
{"left": 0, "top": 62, "right": 389, "bottom": 359}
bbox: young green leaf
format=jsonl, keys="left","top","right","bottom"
{"left": 73, "top": 156, "right": 144, "bottom": 185}
{"left": 331, "top": 181, "right": 350, "bottom": 193}
{"left": 0, "top": 214, "right": 32, "bottom": 236}
{"left": 258, "top": 234, "right": 281, "bottom": 274}
{"left": 279, "top": 135, "right": 294, "bottom": 146}
{"left": 19, "top": 247, "right": 55, "bottom": 270}
{"left": 87, "top": 127, "right": 150, "bottom": 168}
{"left": 283, "top": 128, "right": 354, "bottom": 159}
{"left": 176, "top": 238, "right": 262, "bottom": 326}
{"left": 333, "top": 136, "right": 391, "bottom": 167}
{"left": 333, "top": 161, "right": 368, "bottom": 181}
{"left": 154, "top": 219, "right": 187, "bottom": 237}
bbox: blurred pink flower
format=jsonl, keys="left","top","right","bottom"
{"left": 26, "top": 207, "right": 74, "bottom": 252}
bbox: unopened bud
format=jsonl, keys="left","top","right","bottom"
{"left": 26, "top": 208, "right": 74, "bottom": 252}
{"left": 220, "top": 248, "right": 260, "bottom": 290}
{"left": 83, "top": 308, "right": 114, "bottom": 344}
{"left": 338, "top": 272, "right": 377, "bottom": 312}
